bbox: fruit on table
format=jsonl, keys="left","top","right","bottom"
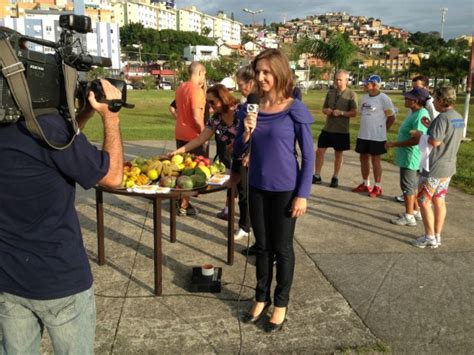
{"left": 122, "top": 153, "right": 224, "bottom": 188}
{"left": 147, "top": 160, "right": 163, "bottom": 177}
{"left": 191, "top": 174, "right": 206, "bottom": 187}
{"left": 194, "top": 155, "right": 210, "bottom": 167}
{"left": 176, "top": 175, "right": 193, "bottom": 189}
{"left": 160, "top": 176, "right": 177, "bottom": 188}
{"left": 161, "top": 162, "right": 181, "bottom": 178}
{"left": 181, "top": 167, "right": 195, "bottom": 176}
{"left": 195, "top": 165, "right": 211, "bottom": 179}
{"left": 147, "top": 169, "right": 159, "bottom": 181}
{"left": 171, "top": 154, "right": 184, "bottom": 165}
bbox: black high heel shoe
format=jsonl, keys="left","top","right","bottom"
{"left": 242, "top": 301, "right": 271, "bottom": 324}
{"left": 264, "top": 307, "right": 287, "bottom": 333}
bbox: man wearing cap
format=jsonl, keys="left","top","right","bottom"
{"left": 411, "top": 75, "right": 438, "bottom": 121}
{"left": 394, "top": 75, "right": 439, "bottom": 203}
{"left": 352, "top": 74, "right": 396, "bottom": 197}
{"left": 385, "top": 88, "right": 430, "bottom": 226}
{"left": 312, "top": 70, "right": 357, "bottom": 188}
{"left": 410, "top": 86, "right": 464, "bottom": 248}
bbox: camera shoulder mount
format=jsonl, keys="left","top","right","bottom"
{"left": 0, "top": 35, "right": 79, "bottom": 150}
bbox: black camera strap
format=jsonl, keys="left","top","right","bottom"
{"left": 0, "top": 37, "right": 79, "bottom": 150}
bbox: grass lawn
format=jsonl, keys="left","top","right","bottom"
{"left": 82, "top": 89, "right": 474, "bottom": 194}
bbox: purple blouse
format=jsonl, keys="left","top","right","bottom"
{"left": 234, "top": 99, "right": 314, "bottom": 198}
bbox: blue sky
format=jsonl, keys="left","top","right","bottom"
{"left": 176, "top": 0, "right": 473, "bottom": 39}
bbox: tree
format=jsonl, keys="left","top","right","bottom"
{"left": 85, "top": 67, "right": 109, "bottom": 81}
{"left": 416, "top": 48, "right": 469, "bottom": 91}
{"left": 365, "top": 65, "right": 391, "bottom": 82}
{"left": 296, "top": 32, "right": 357, "bottom": 75}
{"left": 241, "top": 33, "right": 253, "bottom": 44}
{"left": 202, "top": 57, "right": 240, "bottom": 82}
{"left": 409, "top": 31, "right": 445, "bottom": 52}
{"left": 120, "top": 24, "right": 214, "bottom": 60}
{"left": 142, "top": 75, "right": 157, "bottom": 90}
{"left": 380, "top": 35, "right": 409, "bottom": 53}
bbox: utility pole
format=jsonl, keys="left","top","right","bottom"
{"left": 440, "top": 7, "right": 448, "bottom": 40}
{"left": 243, "top": 8, "right": 263, "bottom": 27}
{"left": 462, "top": 36, "right": 473, "bottom": 140}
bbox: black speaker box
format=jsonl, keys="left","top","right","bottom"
{"left": 189, "top": 267, "right": 222, "bottom": 293}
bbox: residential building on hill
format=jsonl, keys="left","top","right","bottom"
{"left": 0, "top": 11, "right": 121, "bottom": 70}
{"left": 3, "top": 0, "right": 242, "bottom": 44}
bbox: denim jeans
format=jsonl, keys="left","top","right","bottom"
{"left": 0, "top": 286, "right": 96, "bottom": 355}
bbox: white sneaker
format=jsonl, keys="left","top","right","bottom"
{"left": 413, "top": 210, "right": 422, "bottom": 221}
{"left": 392, "top": 213, "right": 417, "bottom": 226}
{"left": 436, "top": 235, "right": 441, "bottom": 246}
{"left": 234, "top": 228, "right": 249, "bottom": 241}
{"left": 394, "top": 195, "right": 405, "bottom": 203}
{"left": 412, "top": 235, "right": 438, "bottom": 249}
{"left": 398, "top": 211, "right": 422, "bottom": 221}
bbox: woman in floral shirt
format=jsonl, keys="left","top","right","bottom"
{"left": 172, "top": 84, "right": 240, "bottom": 166}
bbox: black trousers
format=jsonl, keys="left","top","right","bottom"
{"left": 236, "top": 164, "right": 251, "bottom": 232}
{"left": 249, "top": 187, "right": 296, "bottom": 307}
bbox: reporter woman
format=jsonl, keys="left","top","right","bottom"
{"left": 234, "top": 49, "right": 314, "bottom": 332}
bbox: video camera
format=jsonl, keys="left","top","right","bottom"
{"left": 0, "top": 14, "right": 133, "bottom": 124}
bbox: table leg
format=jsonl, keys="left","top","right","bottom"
{"left": 227, "top": 185, "right": 235, "bottom": 265}
{"left": 96, "top": 188, "right": 105, "bottom": 265}
{"left": 153, "top": 197, "right": 163, "bottom": 296}
{"left": 170, "top": 198, "right": 176, "bottom": 243}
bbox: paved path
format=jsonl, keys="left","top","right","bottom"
{"left": 6, "top": 140, "right": 473, "bottom": 354}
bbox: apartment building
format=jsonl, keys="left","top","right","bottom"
{"left": 177, "top": 6, "right": 201, "bottom": 33}
{"left": 363, "top": 51, "right": 420, "bottom": 73}
{"left": 112, "top": 0, "right": 158, "bottom": 28}
{"left": 155, "top": 1, "right": 176, "bottom": 31}
{"left": 0, "top": 0, "right": 14, "bottom": 18}
{"left": 1, "top": 11, "right": 121, "bottom": 70}
{"left": 177, "top": 7, "right": 241, "bottom": 44}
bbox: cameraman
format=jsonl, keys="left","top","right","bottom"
{"left": 0, "top": 79, "right": 123, "bottom": 353}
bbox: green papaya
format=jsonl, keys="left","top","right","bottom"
{"left": 191, "top": 174, "right": 206, "bottom": 187}
{"left": 159, "top": 176, "right": 177, "bottom": 188}
{"left": 176, "top": 175, "right": 193, "bottom": 189}
{"left": 181, "top": 167, "right": 195, "bottom": 176}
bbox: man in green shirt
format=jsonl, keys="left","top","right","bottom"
{"left": 312, "top": 70, "right": 357, "bottom": 188}
{"left": 386, "top": 88, "right": 430, "bottom": 226}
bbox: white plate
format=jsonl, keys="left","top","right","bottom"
{"left": 127, "top": 185, "right": 171, "bottom": 194}
{"left": 208, "top": 174, "right": 230, "bottom": 185}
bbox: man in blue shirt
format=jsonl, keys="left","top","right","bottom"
{"left": 0, "top": 79, "right": 124, "bottom": 353}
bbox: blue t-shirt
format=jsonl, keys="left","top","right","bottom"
{"left": 0, "top": 115, "right": 109, "bottom": 300}
{"left": 234, "top": 99, "right": 314, "bottom": 198}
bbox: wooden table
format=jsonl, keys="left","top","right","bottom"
{"left": 94, "top": 183, "right": 235, "bottom": 295}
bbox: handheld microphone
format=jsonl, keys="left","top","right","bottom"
{"left": 246, "top": 93, "right": 259, "bottom": 114}
{"left": 246, "top": 93, "right": 259, "bottom": 133}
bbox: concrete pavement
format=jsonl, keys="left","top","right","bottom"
{"left": 6, "top": 140, "right": 473, "bottom": 354}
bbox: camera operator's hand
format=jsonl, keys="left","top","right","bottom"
{"left": 92, "top": 79, "right": 124, "bottom": 189}
{"left": 88, "top": 79, "right": 121, "bottom": 119}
